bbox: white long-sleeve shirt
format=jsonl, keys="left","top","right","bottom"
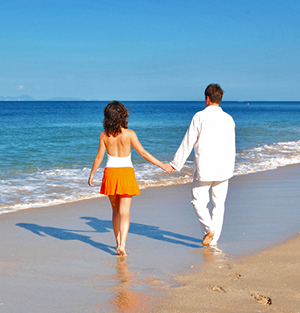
{"left": 170, "top": 105, "right": 235, "bottom": 182}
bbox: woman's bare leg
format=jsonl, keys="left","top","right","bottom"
{"left": 118, "top": 196, "right": 132, "bottom": 256}
{"left": 109, "top": 195, "right": 121, "bottom": 253}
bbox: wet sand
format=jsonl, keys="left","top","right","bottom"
{"left": 0, "top": 164, "right": 300, "bottom": 312}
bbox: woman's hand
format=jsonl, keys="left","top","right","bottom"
{"left": 161, "top": 163, "right": 175, "bottom": 173}
{"left": 88, "top": 174, "right": 94, "bottom": 187}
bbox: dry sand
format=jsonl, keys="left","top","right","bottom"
{"left": 157, "top": 234, "right": 300, "bottom": 313}
{"left": 0, "top": 164, "right": 300, "bottom": 312}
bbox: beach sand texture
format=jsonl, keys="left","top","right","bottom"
{"left": 157, "top": 234, "right": 300, "bottom": 313}
{"left": 0, "top": 164, "right": 300, "bottom": 312}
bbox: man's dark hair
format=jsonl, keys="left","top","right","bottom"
{"left": 103, "top": 101, "right": 129, "bottom": 137}
{"left": 204, "top": 84, "right": 224, "bottom": 104}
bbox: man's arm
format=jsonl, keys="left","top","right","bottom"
{"left": 170, "top": 115, "right": 200, "bottom": 171}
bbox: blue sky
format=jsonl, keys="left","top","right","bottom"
{"left": 1, "top": 0, "right": 300, "bottom": 101}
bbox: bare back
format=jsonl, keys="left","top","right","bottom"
{"left": 89, "top": 124, "right": 169, "bottom": 189}
{"left": 102, "top": 128, "right": 133, "bottom": 157}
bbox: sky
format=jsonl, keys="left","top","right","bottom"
{"left": 1, "top": 0, "right": 300, "bottom": 101}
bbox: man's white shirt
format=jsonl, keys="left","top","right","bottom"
{"left": 170, "top": 105, "right": 235, "bottom": 182}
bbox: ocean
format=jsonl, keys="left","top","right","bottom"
{"left": 1, "top": 101, "right": 300, "bottom": 214}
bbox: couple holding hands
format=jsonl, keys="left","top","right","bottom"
{"left": 88, "top": 84, "right": 236, "bottom": 256}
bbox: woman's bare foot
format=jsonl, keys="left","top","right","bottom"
{"left": 118, "top": 245, "right": 127, "bottom": 256}
{"left": 202, "top": 231, "right": 215, "bottom": 246}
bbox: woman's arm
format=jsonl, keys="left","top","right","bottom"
{"left": 88, "top": 132, "right": 106, "bottom": 186}
{"left": 130, "top": 130, "right": 173, "bottom": 173}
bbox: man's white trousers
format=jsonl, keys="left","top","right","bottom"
{"left": 191, "top": 179, "right": 229, "bottom": 245}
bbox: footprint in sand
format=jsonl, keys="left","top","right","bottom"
{"left": 211, "top": 285, "right": 226, "bottom": 293}
{"left": 251, "top": 293, "right": 272, "bottom": 305}
{"left": 230, "top": 273, "right": 241, "bottom": 280}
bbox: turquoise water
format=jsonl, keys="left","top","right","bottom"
{"left": 1, "top": 101, "right": 300, "bottom": 213}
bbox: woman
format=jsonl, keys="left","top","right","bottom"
{"left": 88, "top": 101, "right": 172, "bottom": 256}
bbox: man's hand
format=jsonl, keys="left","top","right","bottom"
{"left": 161, "top": 163, "right": 175, "bottom": 173}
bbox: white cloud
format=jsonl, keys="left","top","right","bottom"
{"left": 17, "top": 85, "right": 24, "bottom": 90}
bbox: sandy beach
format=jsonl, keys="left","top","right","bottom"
{"left": 157, "top": 233, "right": 300, "bottom": 313}
{"left": 1, "top": 164, "right": 300, "bottom": 312}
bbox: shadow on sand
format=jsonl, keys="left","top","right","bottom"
{"left": 16, "top": 217, "right": 202, "bottom": 255}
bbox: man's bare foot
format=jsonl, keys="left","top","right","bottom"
{"left": 118, "top": 246, "right": 127, "bottom": 256}
{"left": 202, "top": 231, "right": 215, "bottom": 246}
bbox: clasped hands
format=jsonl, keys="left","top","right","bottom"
{"left": 161, "top": 163, "right": 175, "bottom": 173}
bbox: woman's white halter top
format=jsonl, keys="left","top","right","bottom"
{"left": 105, "top": 154, "right": 133, "bottom": 168}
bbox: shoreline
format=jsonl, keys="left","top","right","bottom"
{"left": 156, "top": 164, "right": 300, "bottom": 312}
{"left": 2, "top": 157, "right": 300, "bottom": 215}
{"left": 0, "top": 164, "right": 300, "bottom": 312}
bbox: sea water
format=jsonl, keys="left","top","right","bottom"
{"left": 1, "top": 101, "right": 300, "bottom": 214}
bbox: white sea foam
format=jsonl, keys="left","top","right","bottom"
{"left": 1, "top": 140, "right": 300, "bottom": 214}
{"left": 235, "top": 140, "right": 300, "bottom": 175}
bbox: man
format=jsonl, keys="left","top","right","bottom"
{"left": 170, "top": 84, "right": 235, "bottom": 246}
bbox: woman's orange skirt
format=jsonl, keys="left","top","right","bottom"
{"left": 100, "top": 167, "right": 141, "bottom": 196}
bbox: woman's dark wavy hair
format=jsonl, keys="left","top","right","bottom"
{"left": 103, "top": 101, "right": 129, "bottom": 137}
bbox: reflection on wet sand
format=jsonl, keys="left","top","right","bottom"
{"left": 109, "top": 257, "right": 150, "bottom": 313}
{"left": 200, "top": 246, "right": 230, "bottom": 264}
